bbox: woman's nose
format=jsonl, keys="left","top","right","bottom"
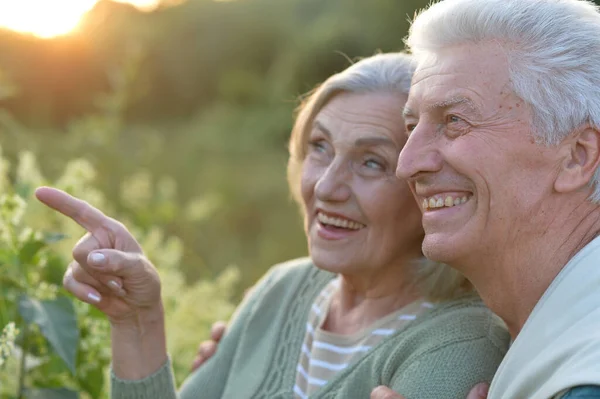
{"left": 314, "top": 160, "right": 352, "bottom": 203}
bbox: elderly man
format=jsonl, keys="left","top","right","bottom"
{"left": 371, "top": 0, "right": 600, "bottom": 398}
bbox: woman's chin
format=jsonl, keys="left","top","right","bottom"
{"left": 310, "top": 248, "right": 355, "bottom": 274}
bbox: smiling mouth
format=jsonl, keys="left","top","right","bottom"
{"left": 421, "top": 194, "right": 472, "bottom": 211}
{"left": 317, "top": 211, "right": 365, "bottom": 230}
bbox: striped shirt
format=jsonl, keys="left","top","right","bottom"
{"left": 293, "top": 278, "right": 434, "bottom": 399}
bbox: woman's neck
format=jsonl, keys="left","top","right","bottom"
{"left": 322, "top": 263, "right": 421, "bottom": 335}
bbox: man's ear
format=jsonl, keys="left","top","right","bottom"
{"left": 555, "top": 126, "right": 600, "bottom": 193}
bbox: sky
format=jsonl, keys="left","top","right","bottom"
{"left": 0, "top": 0, "right": 163, "bottom": 38}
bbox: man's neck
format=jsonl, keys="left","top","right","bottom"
{"left": 467, "top": 200, "right": 600, "bottom": 340}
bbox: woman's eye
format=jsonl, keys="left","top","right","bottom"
{"left": 308, "top": 140, "right": 327, "bottom": 153}
{"left": 364, "top": 159, "right": 384, "bottom": 170}
{"left": 406, "top": 124, "right": 417, "bottom": 133}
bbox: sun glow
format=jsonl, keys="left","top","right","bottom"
{"left": 0, "top": 0, "right": 162, "bottom": 39}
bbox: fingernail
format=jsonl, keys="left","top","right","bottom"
{"left": 370, "top": 386, "right": 388, "bottom": 398}
{"left": 477, "top": 384, "right": 489, "bottom": 397}
{"left": 88, "top": 293, "right": 101, "bottom": 303}
{"left": 108, "top": 280, "right": 121, "bottom": 290}
{"left": 89, "top": 253, "right": 105, "bottom": 266}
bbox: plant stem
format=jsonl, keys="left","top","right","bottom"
{"left": 17, "top": 321, "right": 27, "bottom": 399}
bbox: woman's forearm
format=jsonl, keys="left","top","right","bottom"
{"left": 110, "top": 302, "right": 169, "bottom": 380}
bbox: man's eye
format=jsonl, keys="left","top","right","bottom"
{"left": 406, "top": 124, "right": 417, "bottom": 133}
{"left": 447, "top": 115, "right": 463, "bottom": 124}
{"left": 444, "top": 114, "right": 470, "bottom": 138}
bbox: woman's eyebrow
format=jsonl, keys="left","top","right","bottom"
{"left": 312, "top": 120, "right": 332, "bottom": 138}
{"left": 355, "top": 137, "right": 397, "bottom": 148}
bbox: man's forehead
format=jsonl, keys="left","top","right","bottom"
{"left": 411, "top": 44, "right": 510, "bottom": 85}
{"left": 406, "top": 50, "right": 511, "bottom": 115}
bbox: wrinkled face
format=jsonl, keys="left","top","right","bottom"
{"left": 301, "top": 91, "right": 424, "bottom": 275}
{"left": 397, "top": 44, "right": 560, "bottom": 269}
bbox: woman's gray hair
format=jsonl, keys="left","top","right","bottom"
{"left": 287, "top": 52, "right": 415, "bottom": 202}
{"left": 406, "top": 0, "right": 600, "bottom": 202}
{"left": 287, "top": 52, "right": 473, "bottom": 302}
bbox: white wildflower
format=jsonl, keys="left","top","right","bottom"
{"left": 0, "top": 322, "right": 18, "bottom": 367}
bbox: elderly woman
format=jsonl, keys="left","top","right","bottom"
{"left": 35, "top": 53, "right": 509, "bottom": 399}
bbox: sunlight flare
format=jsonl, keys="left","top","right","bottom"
{"left": 0, "top": 0, "right": 164, "bottom": 39}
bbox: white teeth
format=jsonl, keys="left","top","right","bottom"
{"left": 317, "top": 212, "right": 363, "bottom": 230}
{"left": 422, "top": 195, "right": 471, "bottom": 210}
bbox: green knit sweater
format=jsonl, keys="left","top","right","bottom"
{"left": 112, "top": 258, "right": 510, "bottom": 399}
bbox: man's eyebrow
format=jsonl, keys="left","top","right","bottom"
{"left": 312, "top": 120, "right": 332, "bottom": 138}
{"left": 403, "top": 96, "right": 481, "bottom": 118}
{"left": 403, "top": 107, "right": 416, "bottom": 118}
{"left": 427, "top": 96, "right": 479, "bottom": 113}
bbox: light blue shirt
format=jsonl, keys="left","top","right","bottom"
{"left": 563, "top": 386, "right": 600, "bottom": 398}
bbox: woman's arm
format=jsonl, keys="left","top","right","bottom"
{"left": 111, "top": 265, "right": 278, "bottom": 399}
{"left": 389, "top": 336, "right": 505, "bottom": 399}
{"left": 35, "top": 187, "right": 175, "bottom": 396}
{"left": 110, "top": 303, "right": 168, "bottom": 380}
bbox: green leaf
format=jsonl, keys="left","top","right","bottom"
{"left": 77, "top": 363, "right": 105, "bottom": 398}
{"left": 0, "top": 247, "right": 15, "bottom": 265}
{"left": 14, "top": 182, "right": 33, "bottom": 199}
{"left": 18, "top": 237, "right": 45, "bottom": 265}
{"left": 40, "top": 253, "right": 68, "bottom": 286}
{"left": 25, "top": 388, "right": 79, "bottom": 399}
{"left": 0, "top": 274, "right": 26, "bottom": 290}
{"left": 18, "top": 296, "right": 79, "bottom": 374}
{"left": 43, "top": 232, "right": 69, "bottom": 244}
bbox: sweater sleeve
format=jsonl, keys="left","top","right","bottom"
{"left": 110, "top": 266, "right": 279, "bottom": 399}
{"left": 389, "top": 336, "right": 506, "bottom": 399}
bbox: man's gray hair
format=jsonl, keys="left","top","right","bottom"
{"left": 406, "top": 0, "right": 600, "bottom": 202}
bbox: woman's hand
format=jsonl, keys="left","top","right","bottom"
{"left": 35, "top": 186, "right": 162, "bottom": 324}
{"left": 191, "top": 321, "right": 227, "bottom": 372}
{"left": 36, "top": 186, "right": 168, "bottom": 379}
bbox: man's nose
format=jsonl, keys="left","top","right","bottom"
{"left": 396, "top": 125, "right": 443, "bottom": 181}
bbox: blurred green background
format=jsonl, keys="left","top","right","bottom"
{"left": 0, "top": 0, "right": 434, "bottom": 295}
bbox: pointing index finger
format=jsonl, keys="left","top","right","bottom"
{"left": 35, "top": 187, "right": 111, "bottom": 233}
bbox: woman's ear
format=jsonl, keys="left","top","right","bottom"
{"left": 554, "top": 127, "right": 600, "bottom": 193}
